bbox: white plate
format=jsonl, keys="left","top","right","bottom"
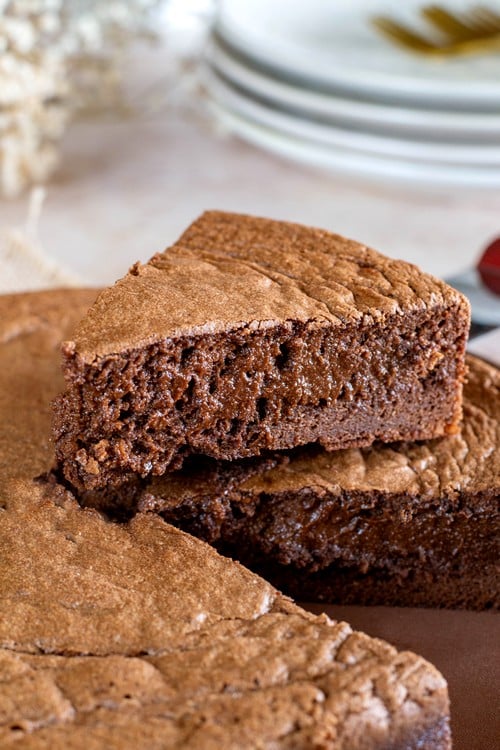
{"left": 217, "top": 0, "right": 500, "bottom": 107}
{"left": 209, "top": 39, "right": 500, "bottom": 142}
{"left": 206, "top": 95, "right": 500, "bottom": 188}
{"left": 204, "top": 68, "right": 500, "bottom": 167}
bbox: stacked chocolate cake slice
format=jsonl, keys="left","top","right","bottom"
{"left": 53, "top": 211, "right": 499, "bottom": 610}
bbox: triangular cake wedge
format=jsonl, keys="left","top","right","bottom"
{"left": 53, "top": 211, "right": 470, "bottom": 492}
{"left": 0, "top": 290, "right": 451, "bottom": 749}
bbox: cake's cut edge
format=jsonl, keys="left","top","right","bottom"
{"left": 83, "top": 354, "right": 499, "bottom": 611}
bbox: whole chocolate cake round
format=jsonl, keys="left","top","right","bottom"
{"left": 0, "top": 288, "right": 452, "bottom": 748}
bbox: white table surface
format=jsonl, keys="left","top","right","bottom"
{"left": 0, "top": 40, "right": 499, "bottom": 289}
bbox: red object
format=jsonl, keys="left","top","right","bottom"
{"left": 477, "top": 238, "right": 500, "bottom": 295}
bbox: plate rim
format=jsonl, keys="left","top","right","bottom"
{"left": 216, "top": 0, "right": 500, "bottom": 105}
{"left": 204, "top": 67, "right": 500, "bottom": 166}
{"left": 206, "top": 95, "right": 500, "bottom": 188}
{"left": 209, "top": 37, "right": 500, "bottom": 140}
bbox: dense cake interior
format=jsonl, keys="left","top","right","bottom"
{"left": 264, "top": 555, "right": 499, "bottom": 611}
{"left": 140, "top": 480, "right": 498, "bottom": 611}
{"left": 142, "top": 480, "right": 498, "bottom": 583}
{"left": 82, "top": 356, "right": 499, "bottom": 611}
{"left": 54, "top": 303, "right": 467, "bottom": 491}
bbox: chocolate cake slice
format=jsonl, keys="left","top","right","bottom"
{"left": 105, "top": 355, "right": 498, "bottom": 611}
{"left": 53, "top": 211, "right": 470, "bottom": 492}
{"left": 0, "top": 290, "right": 451, "bottom": 749}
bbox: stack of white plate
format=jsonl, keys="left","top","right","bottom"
{"left": 204, "top": 0, "right": 500, "bottom": 187}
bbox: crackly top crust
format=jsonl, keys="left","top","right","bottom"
{"left": 0, "top": 288, "right": 450, "bottom": 748}
{"left": 67, "top": 211, "right": 469, "bottom": 362}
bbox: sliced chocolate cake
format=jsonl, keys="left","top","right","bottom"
{"left": 0, "top": 289, "right": 452, "bottom": 749}
{"left": 94, "top": 356, "right": 499, "bottom": 611}
{"left": 53, "top": 212, "right": 470, "bottom": 492}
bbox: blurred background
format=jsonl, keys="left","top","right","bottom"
{"left": 0, "top": 0, "right": 499, "bottom": 327}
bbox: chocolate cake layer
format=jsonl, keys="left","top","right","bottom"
{"left": 53, "top": 211, "right": 470, "bottom": 491}
{"left": 100, "top": 355, "right": 498, "bottom": 611}
{"left": 0, "top": 289, "right": 451, "bottom": 749}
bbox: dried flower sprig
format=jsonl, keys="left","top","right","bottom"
{"left": 0, "top": 0, "right": 161, "bottom": 197}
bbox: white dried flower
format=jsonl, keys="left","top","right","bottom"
{"left": 0, "top": 0, "right": 161, "bottom": 197}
